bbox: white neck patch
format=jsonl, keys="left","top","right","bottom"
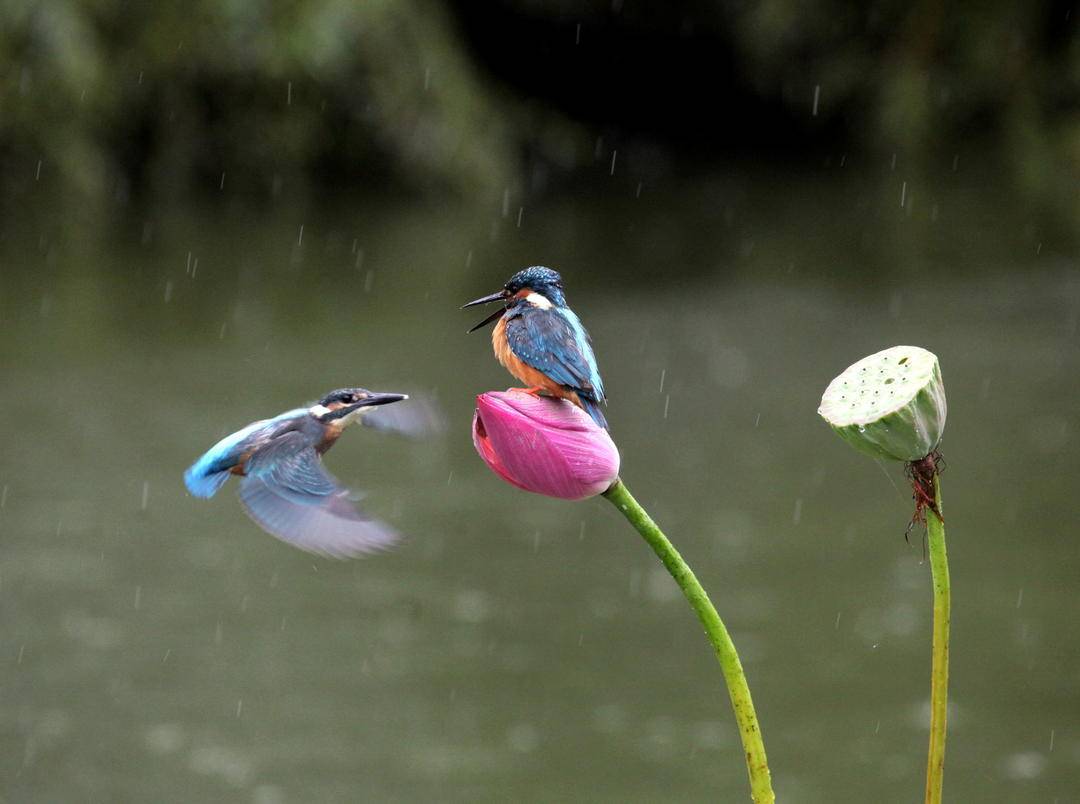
{"left": 310, "top": 403, "right": 378, "bottom": 426}
{"left": 525, "top": 292, "right": 553, "bottom": 310}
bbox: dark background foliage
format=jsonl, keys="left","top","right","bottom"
{"left": 2, "top": 0, "right": 1077, "bottom": 227}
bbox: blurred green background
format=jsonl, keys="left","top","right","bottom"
{"left": 2, "top": 2, "right": 1078, "bottom": 802}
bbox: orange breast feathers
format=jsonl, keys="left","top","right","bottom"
{"left": 491, "top": 317, "right": 583, "bottom": 407}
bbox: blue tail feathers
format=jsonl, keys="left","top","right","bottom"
{"left": 184, "top": 462, "right": 230, "bottom": 498}
{"left": 580, "top": 396, "right": 608, "bottom": 430}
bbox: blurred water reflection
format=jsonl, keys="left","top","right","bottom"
{"left": 2, "top": 168, "right": 1078, "bottom": 801}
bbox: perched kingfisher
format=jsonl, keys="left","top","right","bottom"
{"left": 184, "top": 388, "right": 409, "bottom": 558}
{"left": 463, "top": 266, "right": 607, "bottom": 429}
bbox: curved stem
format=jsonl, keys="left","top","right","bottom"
{"left": 603, "top": 479, "right": 775, "bottom": 803}
{"left": 925, "top": 477, "right": 950, "bottom": 804}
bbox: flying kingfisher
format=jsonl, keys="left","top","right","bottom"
{"left": 184, "top": 388, "right": 409, "bottom": 558}
{"left": 463, "top": 266, "right": 608, "bottom": 429}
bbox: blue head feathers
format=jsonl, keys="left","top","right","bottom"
{"left": 505, "top": 266, "right": 567, "bottom": 307}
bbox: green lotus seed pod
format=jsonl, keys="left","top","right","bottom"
{"left": 818, "top": 346, "right": 947, "bottom": 462}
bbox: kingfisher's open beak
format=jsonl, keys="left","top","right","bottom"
{"left": 463, "top": 289, "right": 509, "bottom": 332}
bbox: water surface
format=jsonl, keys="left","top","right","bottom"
{"left": 2, "top": 169, "right": 1078, "bottom": 801}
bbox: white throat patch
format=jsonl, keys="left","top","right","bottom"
{"left": 308, "top": 404, "right": 373, "bottom": 424}
{"left": 525, "top": 292, "right": 553, "bottom": 310}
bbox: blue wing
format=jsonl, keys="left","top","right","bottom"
{"left": 505, "top": 307, "right": 605, "bottom": 402}
{"left": 237, "top": 432, "right": 399, "bottom": 558}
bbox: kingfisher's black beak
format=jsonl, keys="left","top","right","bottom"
{"left": 338, "top": 393, "right": 409, "bottom": 417}
{"left": 463, "top": 289, "right": 509, "bottom": 332}
{"left": 356, "top": 392, "right": 409, "bottom": 408}
{"left": 324, "top": 392, "right": 408, "bottom": 422}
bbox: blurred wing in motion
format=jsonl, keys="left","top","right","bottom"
{"left": 361, "top": 394, "right": 446, "bottom": 439}
{"left": 237, "top": 433, "right": 399, "bottom": 558}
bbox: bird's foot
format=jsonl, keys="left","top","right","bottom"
{"left": 508, "top": 386, "right": 547, "bottom": 397}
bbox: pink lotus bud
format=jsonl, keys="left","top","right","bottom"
{"left": 472, "top": 390, "right": 620, "bottom": 500}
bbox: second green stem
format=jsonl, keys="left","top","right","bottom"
{"left": 603, "top": 479, "right": 775, "bottom": 804}
{"left": 925, "top": 476, "right": 950, "bottom": 804}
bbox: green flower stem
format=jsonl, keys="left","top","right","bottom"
{"left": 602, "top": 479, "right": 775, "bottom": 804}
{"left": 925, "top": 477, "right": 950, "bottom": 804}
